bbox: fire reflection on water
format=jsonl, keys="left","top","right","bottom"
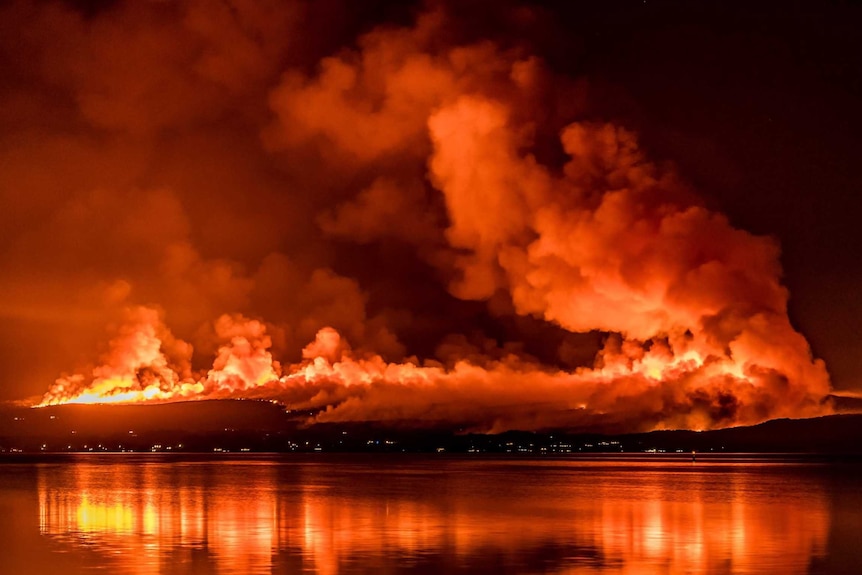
{"left": 36, "top": 458, "right": 829, "bottom": 574}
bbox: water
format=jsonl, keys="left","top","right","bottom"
{"left": 0, "top": 454, "right": 859, "bottom": 574}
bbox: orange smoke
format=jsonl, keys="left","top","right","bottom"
{"left": 20, "top": 2, "right": 831, "bottom": 431}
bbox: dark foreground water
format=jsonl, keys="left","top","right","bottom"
{"left": 0, "top": 454, "right": 860, "bottom": 574}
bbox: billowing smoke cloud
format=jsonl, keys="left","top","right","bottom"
{"left": 2, "top": 0, "right": 830, "bottom": 431}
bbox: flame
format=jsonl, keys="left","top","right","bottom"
{"left": 37, "top": 306, "right": 829, "bottom": 431}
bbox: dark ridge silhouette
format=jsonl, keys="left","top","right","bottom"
{"left": 1, "top": 400, "right": 861, "bottom": 454}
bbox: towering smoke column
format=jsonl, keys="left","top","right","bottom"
{"left": 32, "top": 2, "right": 830, "bottom": 431}
{"left": 425, "top": 95, "right": 830, "bottom": 428}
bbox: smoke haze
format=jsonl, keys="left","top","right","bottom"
{"left": 0, "top": 0, "right": 841, "bottom": 432}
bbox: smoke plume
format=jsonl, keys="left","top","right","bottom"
{"left": 0, "top": 0, "right": 830, "bottom": 431}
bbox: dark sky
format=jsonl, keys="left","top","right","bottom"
{"left": 0, "top": 0, "right": 859, "bottom": 431}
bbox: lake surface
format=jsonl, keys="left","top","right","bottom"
{"left": 0, "top": 454, "right": 859, "bottom": 574}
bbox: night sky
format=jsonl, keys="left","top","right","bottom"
{"left": 1, "top": 0, "right": 860, "bottom": 432}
